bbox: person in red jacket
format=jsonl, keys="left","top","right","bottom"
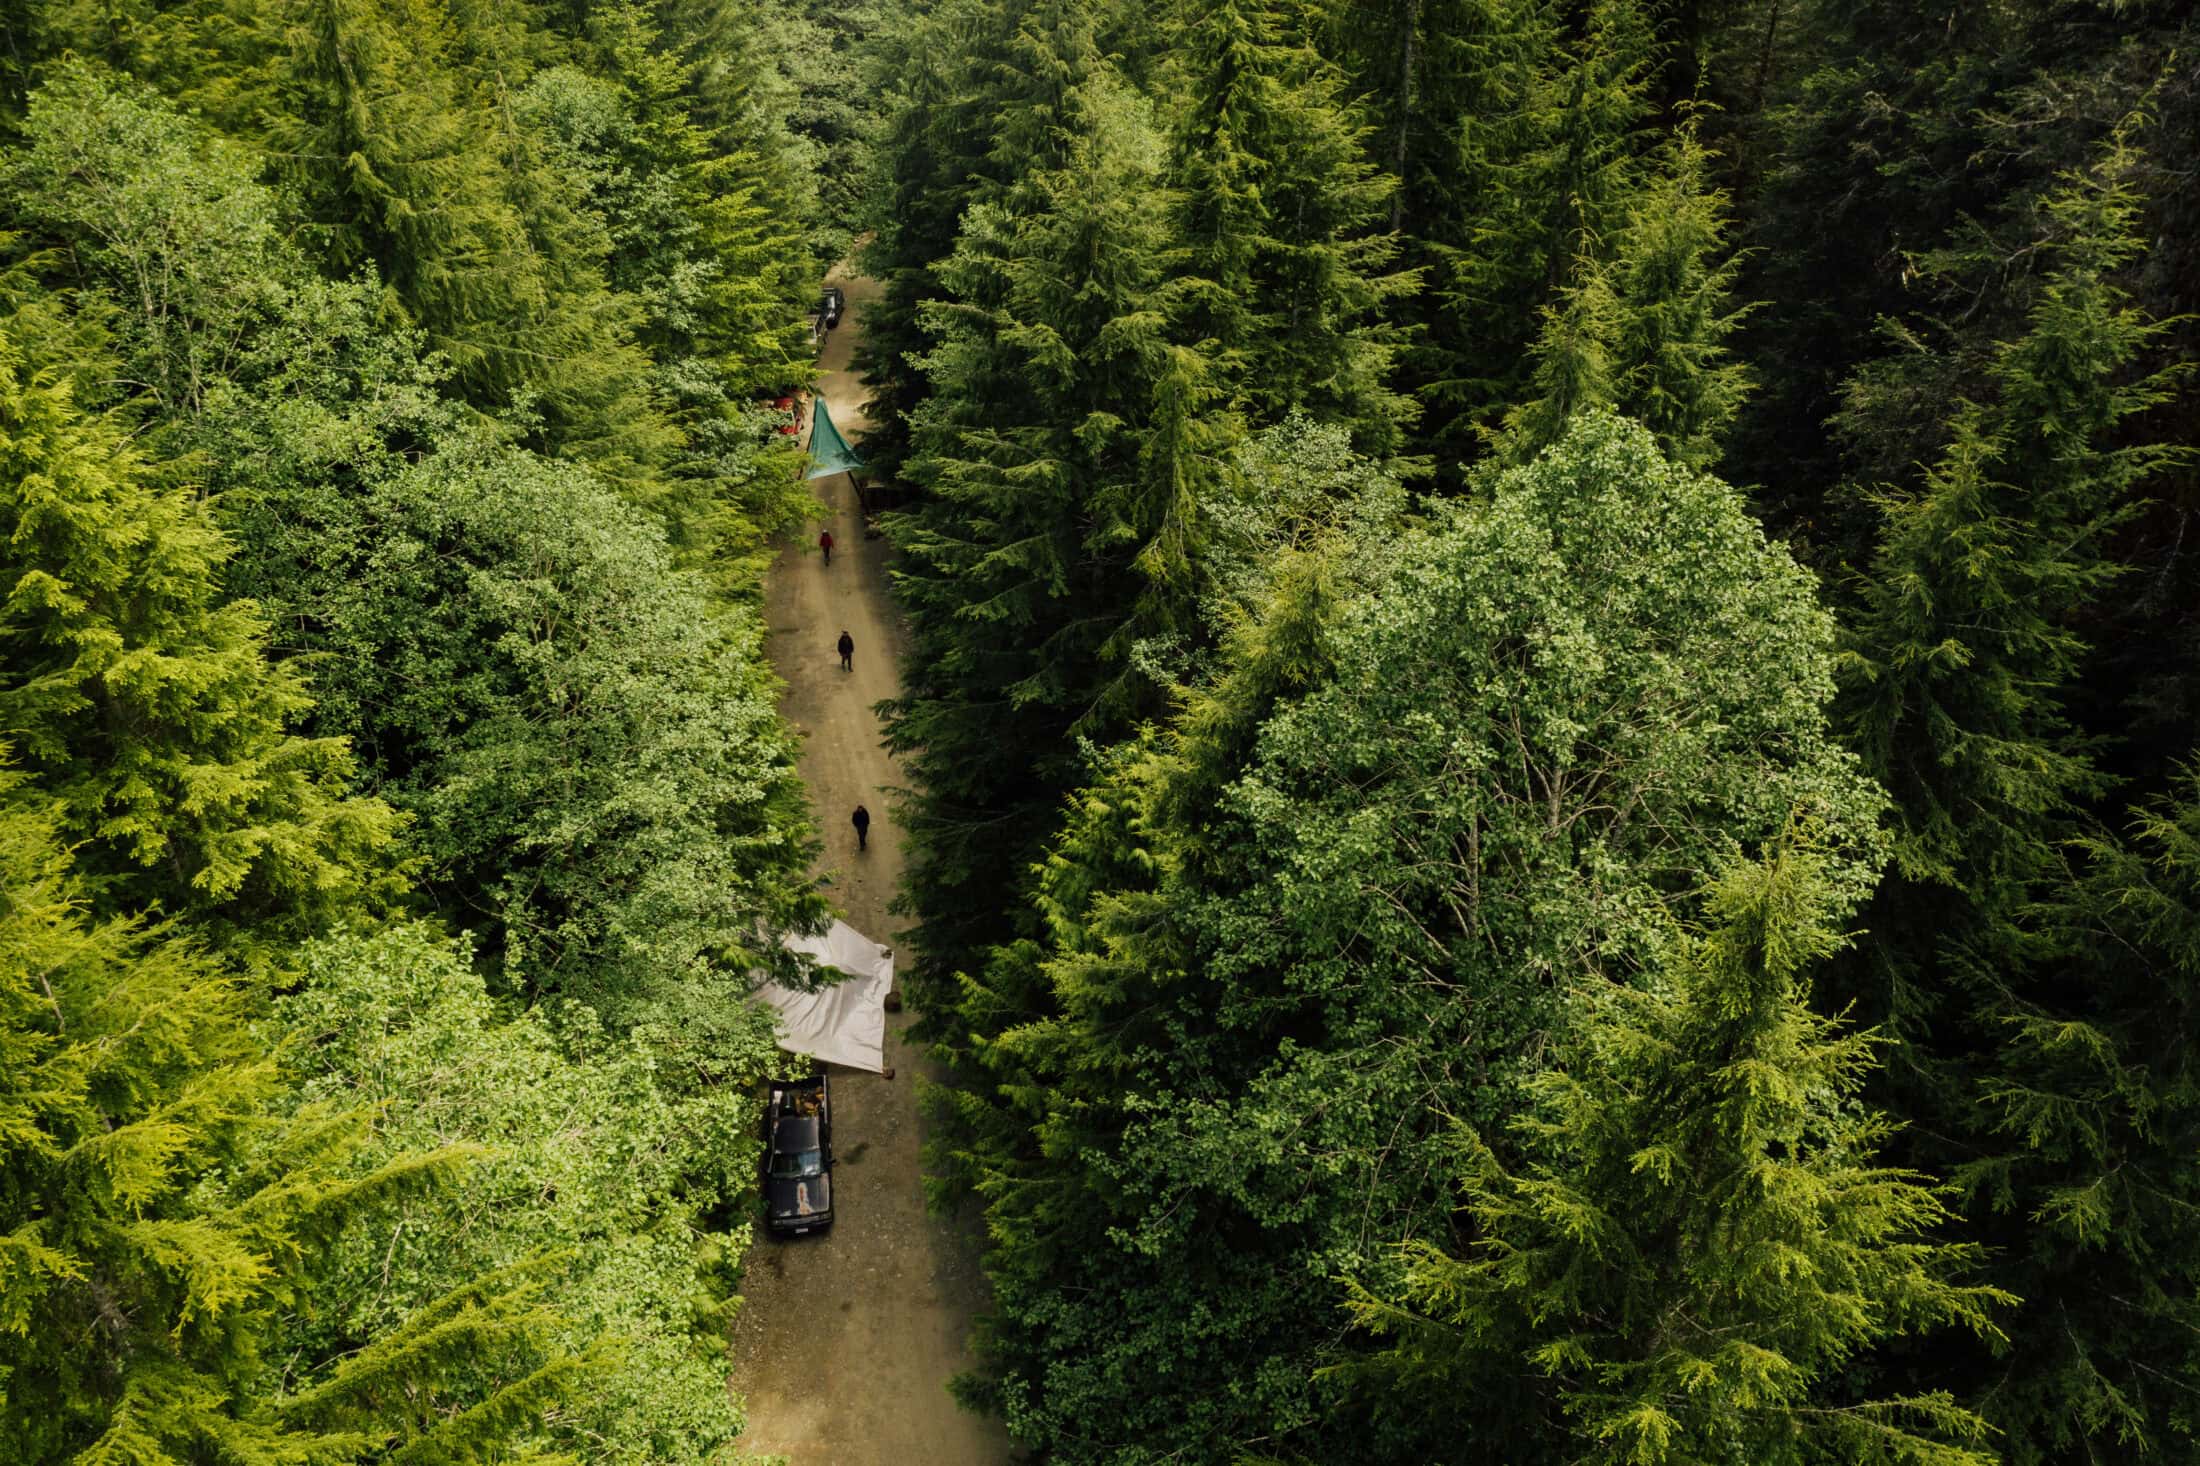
{"left": 818, "top": 528, "right": 834, "bottom": 565}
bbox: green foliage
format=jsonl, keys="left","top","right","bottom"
{"left": 1771, "top": 63, "right": 2199, "bottom": 1466}
{"left": 274, "top": 923, "right": 781, "bottom": 1463}
{"left": 1164, "top": 0, "right": 1415, "bottom": 449}
{"left": 0, "top": 779, "right": 299, "bottom": 1461}
{"left": 1836, "top": 130, "right": 2187, "bottom": 1044}
{"left": 1324, "top": 0, "right": 1657, "bottom": 473}
{"left": 0, "top": 0, "right": 849, "bottom": 1457}
{"left": 1954, "top": 771, "right": 2200, "bottom": 1460}
{"left": 249, "top": 0, "right": 665, "bottom": 473}
{"left": 0, "top": 315, "right": 399, "bottom": 943}
{"left": 5, "top": 60, "right": 296, "bottom": 422}
{"left": 1349, "top": 834, "right": 2007, "bottom": 1466}
{"left": 1502, "top": 119, "right": 1753, "bottom": 469}
{"left": 943, "top": 415, "right": 1883, "bottom": 1462}
{"left": 883, "top": 67, "right": 1237, "bottom": 994}
{"left": 849, "top": 0, "right": 1016, "bottom": 479}
{"left": 0, "top": 774, "right": 513, "bottom": 1462}
{"left": 519, "top": 3, "right": 816, "bottom": 589}
{"left": 231, "top": 431, "right": 824, "bottom": 1023}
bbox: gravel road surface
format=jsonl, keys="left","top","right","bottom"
{"left": 728, "top": 267, "right": 1016, "bottom": 1466}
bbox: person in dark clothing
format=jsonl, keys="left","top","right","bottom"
{"left": 837, "top": 630, "right": 854, "bottom": 671}
{"left": 818, "top": 528, "right": 834, "bottom": 564}
{"left": 852, "top": 804, "right": 871, "bottom": 851}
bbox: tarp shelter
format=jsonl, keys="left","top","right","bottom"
{"left": 754, "top": 921, "right": 895, "bottom": 1072}
{"left": 803, "top": 398, "right": 866, "bottom": 481}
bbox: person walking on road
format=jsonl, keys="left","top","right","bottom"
{"left": 837, "top": 630, "right": 854, "bottom": 671}
{"left": 818, "top": 528, "right": 834, "bottom": 565}
{"left": 852, "top": 803, "right": 871, "bottom": 852}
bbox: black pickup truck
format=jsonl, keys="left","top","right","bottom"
{"left": 763, "top": 1074, "right": 834, "bottom": 1236}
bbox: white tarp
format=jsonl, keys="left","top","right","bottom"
{"left": 753, "top": 920, "right": 895, "bottom": 1073}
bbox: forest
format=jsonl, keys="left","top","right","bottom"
{"left": 1, "top": 0, "right": 2196, "bottom": 1463}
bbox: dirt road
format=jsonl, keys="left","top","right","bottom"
{"left": 729, "top": 270, "right": 1014, "bottom": 1466}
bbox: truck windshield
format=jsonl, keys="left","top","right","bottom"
{"left": 770, "top": 1148, "right": 824, "bottom": 1179}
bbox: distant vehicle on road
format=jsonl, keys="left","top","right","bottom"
{"left": 763, "top": 1074, "right": 835, "bottom": 1236}
{"left": 816, "top": 285, "right": 846, "bottom": 331}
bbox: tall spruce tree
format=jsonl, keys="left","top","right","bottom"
{"left": 0, "top": 316, "right": 397, "bottom": 943}
{"left": 1165, "top": 0, "right": 1414, "bottom": 449}
{"left": 1417, "top": 0, "right": 1654, "bottom": 470}
{"left": 1836, "top": 132, "right": 2184, "bottom": 1058}
{"left": 1832, "top": 127, "right": 2191, "bottom": 1465}
{"left": 1957, "top": 770, "right": 2200, "bottom": 1462}
{"left": 1500, "top": 118, "right": 1751, "bottom": 468}
{"left": 883, "top": 69, "right": 1232, "bottom": 1001}
{"left": 1348, "top": 835, "right": 2007, "bottom": 1466}
{"left": 235, "top": 0, "right": 665, "bottom": 473}
{"left": 0, "top": 772, "right": 597, "bottom": 1461}
{"left": 851, "top": 0, "right": 1022, "bottom": 479}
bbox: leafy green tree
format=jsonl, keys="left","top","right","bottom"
{"left": 273, "top": 922, "right": 784, "bottom": 1463}
{"left": 0, "top": 315, "right": 398, "bottom": 942}
{"left": 5, "top": 60, "right": 297, "bottom": 423}
{"left": 945, "top": 414, "right": 1884, "bottom": 1463}
{"left": 228, "top": 429, "right": 824, "bottom": 1024}
{"left": 775, "top": 0, "right": 887, "bottom": 258}
{"left": 1348, "top": 835, "right": 2007, "bottom": 1466}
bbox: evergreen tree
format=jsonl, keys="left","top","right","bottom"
{"left": 1830, "top": 127, "right": 2192, "bottom": 1464}
{"left": 520, "top": 3, "right": 815, "bottom": 590}
{"left": 1836, "top": 132, "right": 2185, "bottom": 1057}
{"left": 0, "top": 771, "right": 568, "bottom": 1462}
{"left": 0, "top": 317, "right": 398, "bottom": 942}
{"left": 1956, "top": 770, "right": 2200, "bottom": 1462}
{"left": 1500, "top": 118, "right": 1751, "bottom": 468}
{"left": 884, "top": 71, "right": 1233, "bottom": 1001}
{"left": 227, "top": 0, "right": 666, "bottom": 474}
{"left": 1165, "top": 0, "right": 1414, "bottom": 449}
{"left": 1602, "top": 119, "right": 1752, "bottom": 468}
{"left": 1416, "top": 0, "right": 1655, "bottom": 470}
{"left": 857, "top": 0, "right": 1094, "bottom": 483}
{"left": 1349, "top": 835, "right": 2007, "bottom": 1466}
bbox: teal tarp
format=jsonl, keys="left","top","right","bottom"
{"left": 804, "top": 398, "right": 866, "bottom": 480}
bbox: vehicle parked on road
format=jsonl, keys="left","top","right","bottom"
{"left": 763, "top": 1074, "right": 834, "bottom": 1236}
{"left": 816, "top": 285, "right": 845, "bottom": 331}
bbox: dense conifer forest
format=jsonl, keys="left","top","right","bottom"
{"left": 2, "top": 0, "right": 2196, "bottom": 1463}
